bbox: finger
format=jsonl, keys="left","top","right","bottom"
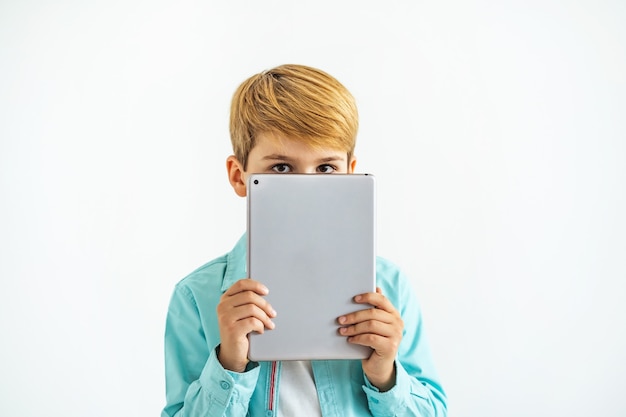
{"left": 348, "top": 332, "right": 402, "bottom": 357}
{"left": 228, "top": 290, "right": 277, "bottom": 317}
{"left": 237, "top": 316, "right": 269, "bottom": 334}
{"left": 221, "top": 281, "right": 276, "bottom": 318}
{"left": 223, "top": 278, "right": 269, "bottom": 297}
{"left": 338, "top": 307, "right": 394, "bottom": 326}
{"left": 346, "top": 333, "right": 391, "bottom": 352}
{"left": 232, "top": 303, "right": 276, "bottom": 330}
{"left": 339, "top": 319, "right": 398, "bottom": 338}
{"left": 224, "top": 316, "right": 269, "bottom": 339}
{"left": 353, "top": 289, "right": 396, "bottom": 313}
{"left": 220, "top": 303, "right": 276, "bottom": 332}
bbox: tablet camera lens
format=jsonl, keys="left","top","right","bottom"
{"left": 254, "top": 179, "right": 259, "bottom": 185}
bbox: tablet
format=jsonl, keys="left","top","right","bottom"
{"left": 247, "top": 173, "right": 376, "bottom": 361}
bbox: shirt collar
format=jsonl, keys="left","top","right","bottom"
{"left": 221, "top": 233, "right": 247, "bottom": 292}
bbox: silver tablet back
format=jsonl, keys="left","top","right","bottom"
{"left": 247, "top": 173, "right": 376, "bottom": 361}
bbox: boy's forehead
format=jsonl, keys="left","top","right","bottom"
{"left": 254, "top": 132, "right": 348, "bottom": 158}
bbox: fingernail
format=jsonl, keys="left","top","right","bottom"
{"left": 339, "top": 327, "right": 347, "bottom": 334}
{"left": 338, "top": 316, "right": 346, "bottom": 324}
{"left": 268, "top": 321, "right": 275, "bottom": 329}
{"left": 354, "top": 295, "right": 362, "bottom": 302}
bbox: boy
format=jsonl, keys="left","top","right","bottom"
{"left": 162, "top": 64, "right": 447, "bottom": 416}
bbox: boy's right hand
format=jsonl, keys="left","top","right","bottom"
{"left": 216, "top": 279, "right": 276, "bottom": 372}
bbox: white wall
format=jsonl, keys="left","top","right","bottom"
{"left": 1, "top": 1, "right": 625, "bottom": 416}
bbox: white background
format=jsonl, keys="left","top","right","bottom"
{"left": 1, "top": 1, "right": 625, "bottom": 416}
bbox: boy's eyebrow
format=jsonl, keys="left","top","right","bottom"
{"left": 316, "top": 156, "right": 347, "bottom": 163}
{"left": 261, "top": 154, "right": 295, "bottom": 161}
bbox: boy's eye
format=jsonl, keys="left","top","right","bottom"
{"left": 317, "top": 164, "right": 336, "bottom": 174}
{"left": 271, "top": 164, "right": 292, "bottom": 173}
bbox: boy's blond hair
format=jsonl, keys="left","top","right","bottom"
{"left": 229, "top": 64, "right": 359, "bottom": 169}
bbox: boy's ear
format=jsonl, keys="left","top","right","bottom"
{"left": 348, "top": 156, "right": 357, "bottom": 173}
{"left": 226, "top": 155, "right": 247, "bottom": 197}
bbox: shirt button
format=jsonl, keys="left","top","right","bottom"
{"left": 266, "top": 411, "right": 273, "bottom": 417}
{"left": 371, "top": 398, "right": 380, "bottom": 404}
{"left": 220, "top": 381, "right": 231, "bottom": 390}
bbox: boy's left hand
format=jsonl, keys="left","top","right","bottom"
{"left": 338, "top": 287, "right": 404, "bottom": 392}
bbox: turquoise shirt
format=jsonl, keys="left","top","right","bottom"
{"left": 162, "top": 235, "right": 447, "bottom": 416}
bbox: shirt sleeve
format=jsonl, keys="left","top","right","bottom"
{"left": 161, "top": 285, "right": 260, "bottom": 417}
{"left": 362, "top": 361, "right": 446, "bottom": 417}
{"left": 361, "top": 263, "right": 448, "bottom": 417}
